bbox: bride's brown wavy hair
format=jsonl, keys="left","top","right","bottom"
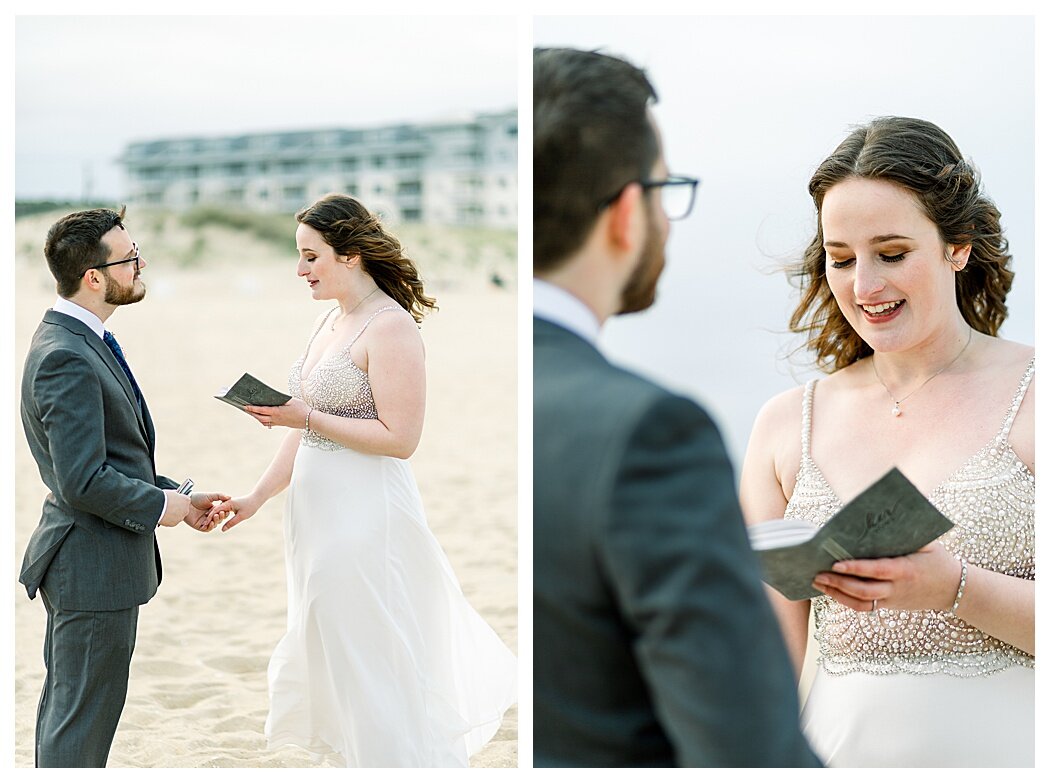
{"left": 789, "top": 116, "right": 1013, "bottom": 372}
{"left": 296, "top": 194, "right": 436, "bottom": 323}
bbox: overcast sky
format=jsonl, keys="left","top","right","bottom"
{"left": 535, "top": 15, "right": 1034, "bottom": 462}
{"left": 15, "top": 15, "right": 517, "bottom": 200}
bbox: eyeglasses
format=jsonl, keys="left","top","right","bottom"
{"left": 599, "top": 175, "right": 700, "bottom": 221}
{"left": 91, "top": 251, "right": 142, "bottom": 273}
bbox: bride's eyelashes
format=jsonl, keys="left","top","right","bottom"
{"left": 828, "top": 252, "right": 908, "bottom": 269}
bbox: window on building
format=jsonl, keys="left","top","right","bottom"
{"left": 401, "top": 208, "right": 422, "bottom": 222}
{"left": 342, "top": 158, "right": 359, "bottom": 171}
{"left": 457, "top": 204, "right": 484, "bottom": 222}
{"left": 396, "top": 181, "right": 422, "bottom": 195}
{"left": 283, "top": 186, "right": 306, "bottom": 200}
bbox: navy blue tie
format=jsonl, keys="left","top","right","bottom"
{"left": 103, "top": 330, "right": 144, "bottom": 407}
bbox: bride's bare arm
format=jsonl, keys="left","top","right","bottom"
{"left": 739, "top": 388, "right": 811, "bottom": 679}
{"left": 211, "top": 429, "right": 301, "bottom": 531}
{"left": 305, "top": 313, "right": 426, "bottom": 459}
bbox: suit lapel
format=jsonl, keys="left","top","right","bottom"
{"left": 43, "top": 310, "right": 152, "bottom": 446}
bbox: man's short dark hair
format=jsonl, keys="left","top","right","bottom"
{"left": 44, "top": 206, "right": 127, "bottom": 298}
{"left": 533, "top": 48, "right": 659, "bottom": 272}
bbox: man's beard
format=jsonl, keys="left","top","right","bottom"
{"left": 617, "top": 209, "right": 666, "bottom": 315}
{"left": 101, "top": 269, "right": 146, "bottom": 306}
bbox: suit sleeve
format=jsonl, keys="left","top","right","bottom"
{"left": 597, "top": 394, "right": 821, "bottom": 767}
{"left": 31, "top": 348, "right": 166, "bottom": 533}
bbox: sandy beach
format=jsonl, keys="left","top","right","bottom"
{"left": 12, "top": 213, "right": 517, "bottom": 767}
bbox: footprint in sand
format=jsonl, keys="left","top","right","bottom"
{"left": 151, "top": 683, "right": 222, "bottom": 710}
{"left": 210, "top": 715, "right": 262, "bottom": 733}
{"left": 203, "top": 655, "right": 268, "bottom": 674}
{"left": 133, "top": 659, "right": 198, "bottom": 677}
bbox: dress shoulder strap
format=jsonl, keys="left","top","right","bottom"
{"left": 996, "top": 356, "right": 1035, "bottom": 443}
{"left": 801, "top": 379, "right": 818, "bottom": 459}
{"left": 345, "top": 306, "right": 403, "bottom": 351}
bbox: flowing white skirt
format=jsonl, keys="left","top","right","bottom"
{"left": 801, "top": 665, "right": 1034, "bottom": 767}
{"left": 264, "top": 444, "right": 517, "bottom": 767}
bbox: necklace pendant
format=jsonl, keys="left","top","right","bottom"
{"left": 892, "top": 402, "right": 902, "bottom": 417}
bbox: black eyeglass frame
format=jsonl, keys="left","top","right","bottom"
{"left": 598, "top": 175, "right": 701, "bottom": 221}
{"left": 90, "top": 252, "right": 142, "bottom": 273}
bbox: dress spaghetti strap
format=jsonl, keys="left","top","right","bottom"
{"left": 996, "top": 357, "right": 1035, "bottom": 444}
{"left": 801, "top": 379, "right": 818, "bottom": 459}
{"left": 345, "top": 306, "right": 403, "bottom": 352}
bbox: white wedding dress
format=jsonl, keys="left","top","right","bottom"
{"left": 787, "top": 359, "right": 1035, "bottom": 767}
{"left": 264, "top": 306, "right": 517, "bottom": 767}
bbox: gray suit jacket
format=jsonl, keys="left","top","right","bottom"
{"left": 19, "top": 309, "right": 178, "bottom": 611}
{"left": 534, "top": 316, "right": 819, "bottom": 767}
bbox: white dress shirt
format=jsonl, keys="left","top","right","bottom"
{"left": 533, "top": 278, "right": 601, "bottom": 347}
{"left": 52, "top": 297, "right": 105, "bottom": 339}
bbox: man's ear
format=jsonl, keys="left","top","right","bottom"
{"left": 606, "top": 182, "right": 644, "bottom": 252}
{"left": 82, "top": 268, "right": 104, "bottom": 292}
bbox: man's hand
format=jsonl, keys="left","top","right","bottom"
{"left": 182, "top": 491, "right": 232, "bottom": 532}
{"left": 159, "top": 490, "right": 193, "bottom": 527}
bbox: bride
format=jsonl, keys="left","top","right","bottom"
{"left": 208, "top": 194, "right": 516, "bottom": 767}
{"left": 740, "top": 117, "right": 1034, "bottom": 767}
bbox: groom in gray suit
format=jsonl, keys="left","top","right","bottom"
{"left": 533, "top": 48, "right": 820, "bottom": 767}
{"left": 19, "top": 207, "right": 226, "bottom": 767}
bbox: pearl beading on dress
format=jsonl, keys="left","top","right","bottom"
{"left": 289, "top": 306, "right": 401, "bottom": 451}
{"left": 786, "top": 358, "right": 1035, "bottom": 678}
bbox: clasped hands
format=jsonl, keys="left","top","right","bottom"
{"left": 811, "top": 541, "right": 964, "bottom": 613}
{"left": 160, "top": 490, "right": 231, "bottom": 532}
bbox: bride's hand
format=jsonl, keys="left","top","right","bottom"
{"left": 811, "top": 541, "right": 962, "bottom": 612}
{"left": 244, "top": 399, "right": 311, "bottom": 430}
{"left": 208, "top": 494, "right": 264, "bottom": 532}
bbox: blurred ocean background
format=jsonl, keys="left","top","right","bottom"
{"left": 534, "top": 16, "right": 1034, "bottom": 468}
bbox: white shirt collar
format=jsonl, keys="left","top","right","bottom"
{"left": 533, "top": 279, "right": 601, "bottom": 347}
{"left": 52, "top": 297, "right": 106, "bottom": 340}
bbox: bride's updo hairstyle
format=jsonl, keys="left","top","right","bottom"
{"left": 789, "top": 116, "right": 1013, "bottom": 372}
{"left": 296, "top": 194, "right": 436, "bottom": 323}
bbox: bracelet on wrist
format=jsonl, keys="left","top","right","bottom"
{"left": 950, "top": 558, "right": 968, "bottom": 616}
{"left": 305, "top": 406, "right": 314, "bottom": 432}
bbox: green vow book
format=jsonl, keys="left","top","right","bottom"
{"left": 748, "top": 468, "right": 954, "bottom": 601}
{"left": 215, "top": 373, "right": 292, "bottom": 409}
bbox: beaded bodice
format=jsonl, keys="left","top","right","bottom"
{"left": 785, "top": 357, "right": 1035, "bottom": 677}
{"left": 289, "top": 306, "right": 400, "bottom": 451}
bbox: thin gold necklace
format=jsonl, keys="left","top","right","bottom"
{"left": 871, "top": 328, "right": 973, "bottom": 417}
{"left": 330, "top": 287, "right": 380, "bottom": 331}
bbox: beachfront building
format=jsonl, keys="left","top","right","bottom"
{"left": 118, "top": 110, "right": 517, "bottom": 228}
